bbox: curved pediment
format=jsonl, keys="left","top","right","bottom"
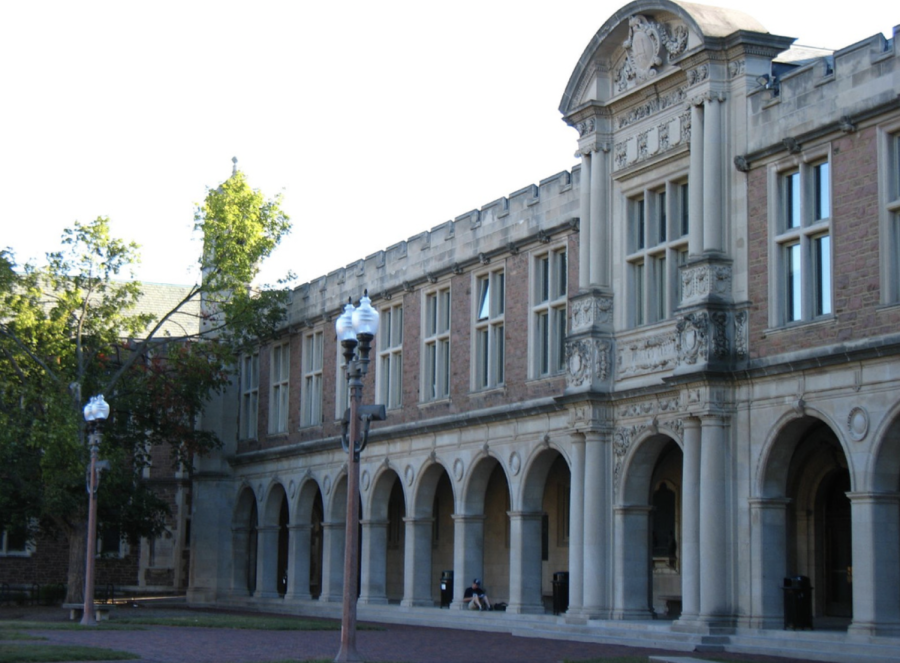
{"left": 559, "top": 0, "right": 769, "bottom": 116}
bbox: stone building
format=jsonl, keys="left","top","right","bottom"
{"left": 187, "top": 0, "right": 900, "bottom": 655}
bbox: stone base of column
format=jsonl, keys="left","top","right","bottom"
{"left": 316, "top": 592, "right": 344, "bottom": 604}
{"left": 611, "top": 608, "right": 654, "bottom": 620}
{"left": 671, "top": 616, "right": 735, "bottom": 634}
{"left": 848, "top": 620, "right": 900, "bottom": 637}
{"left": 744, "top": 615, "right": 785, "bottom": 630}
{"left": 580, "top": 605, "right": 611, "bottom": 620}
{"left": 357, "top": 596, "right": 389, "bottom": 606}
{"left": 400, "top": 598, "right": 436, "bottom": 608}
{"left": 505, "top": 601, "right": 545, "bottom": 615}
{"left": 564, "top": 612, "right": 589, "bottom": 625}
{"left": 254, "top": 590, "right": 282, "bottom": 599}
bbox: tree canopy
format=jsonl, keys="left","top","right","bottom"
{"left": 0, "top": 168, "right": 291, "bottom": 601}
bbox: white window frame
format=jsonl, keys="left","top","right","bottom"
{"left": 301, "top": 330, "right": 324, "bottom": 428}
{"left": 0, "top": 522, "right": 33, "bottom": 557}
{"left": 625, "top": 178, "right": 689, "bottom": 326}
{"left": 531, "top": 245, "right": 568, "bottom": 378}
{"left": 768, "top": 147, "right": 833, "bottom": 327}
{"left": 473, "top": 268, "right": 505, "bottom": 391}
{"left": 422, "top": 285, "right": 451, "bottom": 402}
{"left": 268, "top": 341, "right": 290, "bottom": 434}
{"left": 878, "top": 119, "right": 900, "bottom": 304}
{"left": 239, "top": 353, "right": 259, "bottom": 440}
{"left": 377, "top": 302, "right": 403, "bottom": 410}
{"left": 335, "top": 340, "right": 350, "bottom": 421}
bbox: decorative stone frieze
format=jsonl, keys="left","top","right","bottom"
{"left": 734, "top": 311, "right": 747, "bottom": 359}
{"left": 617, "top": 87, "right": 689, "bottom": 129}
{"left": 617, "top": 331, "right": 679, "bottom": 378}
{"left": 686, "top": 64, "right": 709, "bottom": 86}
{"left": 728, "top": 59, "right": 745, "bottom": 78}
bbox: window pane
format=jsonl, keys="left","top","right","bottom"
{"left": 815, "top": 234, "right": 832, "bottom": 316}
{"left": 786, "top": 243, "right": 802, "bottom": 321}
{"left": 815, "top": 162, "right": 830, "bottom": 221}
{"left": 555, "top": 250, "right": 567, "bottom": 299}
{"left": 635, "top": 262, "right": 645, "bottom": 326}
{"left": 634, "top": 199, "right": 645, "bottom": 250}
{"left": 495, "top": 324, "right": 504, "bottom": 384}
{"left": 539, "top": 256, "right": 549, "bottom": 303}
{"left": 496, "top": 273, "right": 505, "bottom": 315}
{"left": 658, "top": 191, "right": 667, "bottom": 244}
{"left": 554, "top": 308, "right": 567, "bottom": 372}
{"left": 538, "top": 311, "right": 549, "bottom": 375}
{"left": 680, "top": 183, "right": 689, "bottom": 237}
{"left": 478, "top": 278, "right": 490, "bottom": 321}
{"left": 655, "top": 255, "right": 666, "bottom": 322}
{"left": 786, "top": 172, "right": 800, "bottom": 229}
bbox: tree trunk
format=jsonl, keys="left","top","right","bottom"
{"left": 66, "top": 524, "right": 87, "bottom": 604}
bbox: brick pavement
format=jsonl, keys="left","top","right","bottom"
{"left": 2, "top": 606, "right": 827, "bottom": 663}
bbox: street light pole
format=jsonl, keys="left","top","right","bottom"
{"left": 81, "top": 395, "right": 110, "bottom": 626}
{"left": 334, "top": 292, "right": 381, "bottom": 663}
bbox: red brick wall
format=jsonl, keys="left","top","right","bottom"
{"left": 748, "top": 126, "right": 900, "bottom": 359}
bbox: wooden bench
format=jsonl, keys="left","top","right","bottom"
{"left": 62, "top": 603, "right": 116, "bottom": 622}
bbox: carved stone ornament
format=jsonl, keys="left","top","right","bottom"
{"left": 710, "top": 311, "right": 729, "bottom": 359}
{"left": 404, "top": 464, "right": 415, "bottom": 487}
{"left": 847, "top": 406, "right": 869, "bottom": 441}
{"left": 571, "top": 296, "right": 613, "bottom": 332}
{"left": 734, "top": 155, "right": 751, "bottom": 173}
{"left": 324, "top": 474, "right": 332, "bottom": 496}
{"left": 681, "top": 264, "right": 732, "bottom": 302}
{"left": 616, "top": 15, "right": 689, "bottom": 93}
{"left": 676, "top": 312, "right": 709, "bottom": 365}
{"left": 566, "top": 338, "right": 612, "bottom": 388}
{"left": 734, "top": 310, "right": 748, "bottom": 358}
{"left": 360, "top": 470, "right": 370, "bottom": 492}
{"left": 509, "top": 451, "right": 521, "bottom": 476}
{"left": 453, "top": 458, "right": 464, "bottom": 482}
{"left": 577, "top": 118, "right": 596, "bottom": 136}
{"left": 617, "top": 332, "right": 678, "bottom": 378}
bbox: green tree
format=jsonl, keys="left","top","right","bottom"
{"left": 0, "top": 168, "right": 290, "bottom": 603}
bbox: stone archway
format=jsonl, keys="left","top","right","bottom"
{"left": 360, "top": 468, "right": 405, "bottom": 605}
{"left": 257, "top": 483, "right": 288, "bottom": 599}
{"left": 616, "top": 432, "right": 682, "bottom": 620}
{"left": 231, "top": 487, "right": 258, "bottom": 597}
{"left": 285, "top": 479, "right": 324, "bottom": 601}
{"left": 404, "top": 462, "right": 455, "bottom": 607}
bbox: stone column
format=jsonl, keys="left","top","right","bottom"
{"left": 358, "top": 519, "right": 389, "bottom": 605}
{"left": 230, "top": 526, "right": 250, "bottom": 596}
{"left": 507, "top": 511, "right": 544, "bottom": 614}
{"left": 579, "top": 151, "right": 592, "bottom": 290}
{"left": 402, "top": 517, "right": 435, "bottom": 607}
{"left": 319, "top": 521, "right": 345, "bottom": 603}
{"left": 285, "top": 523, "right": 312, "bottom": 600}
{"left": 698, "top": 415, "right": 729, "bottom": 622}
{"left": 589, "top": 146, "right": 608, "bottom": 288}
{"left": 568, "top": 433, "right": 586, "bottom": 616}
{"left": 688, "top": 101, "right": 704, "bottom": 258}
{"left": 702, "top": 95, "right": 723, "bottom": 254}
{"left": 613, "top": 505, "right": 654, "bottom": 619}
{"left": 583, "top": 430, "right": 611, "bottom": 618}
{"left": 451, "top": 514, "right": 484, "bottom": 609}
{"left": 747, "top": 498, "right": 790, "bottom": 629}
{"left": 679, "top": 418, "right": 701, "bottom": 622}
{"left": 848, "top": 492, "right": 900, "bottom": 636}
{"left": 254, "top": 525, "right": 280, "bottom": 598}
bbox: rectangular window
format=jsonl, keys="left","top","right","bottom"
{"left": 378, "top": 303, "right": 403, "bottom": 409}
{"left": 533, "top": 247, "right": 567, "bottom": 377}
{"left": 269, "top": 342, "right": 290, "bottom": 434}
{"left": 240, "top": 353, "right": 259, "bottom": 440}
{"left": 301, "top": 331, "right": 324, "bottom": 427}
{"left": 0, "top": 522, "right": 30, "bottom": 556}
{"left": 335, "top": 343, "right": 350, "bottom": 421}
{"left": 423, "top": 287, "right": 451, "bottom": 401}
{"left": 772, "top": 155, "right": 833, "bottom": 324}
{"left": 627, "top": 176, "right": 689, "bottom": 325}
{"left": 474, "top": 270, "right": 505, "bottom": 390}
{"left": 879, "top": 127, "right": 900, "bottom": 303}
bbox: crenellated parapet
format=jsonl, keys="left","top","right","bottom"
{"left": 287, "top": 169, "right": 579, "bottom": 327}
{"left": 742, "top": 27, "right": 899, "bottom": 161}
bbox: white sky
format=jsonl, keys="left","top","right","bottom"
{"left": 1, "top": 1, "right": 894, "bottom": 288}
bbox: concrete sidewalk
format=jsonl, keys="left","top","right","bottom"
{"left": 1, "top": 605, "right": 822, "bottom": 663}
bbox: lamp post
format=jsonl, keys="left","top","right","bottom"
{"left": 82, "top": 394, "right": 110, "bottom": 626}
{"left": 334, "top": 291, "right": 382, "bottom": 663}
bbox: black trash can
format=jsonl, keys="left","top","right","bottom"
{"left": 440, "top": 570, "right": 454, "bottom": 608}
{"left": 783, "top": 575, "right": 813, "bottom": 630}
{"left": 552, "top": 571, "right": 569, "bottom": 615}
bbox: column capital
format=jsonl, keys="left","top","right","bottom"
{"left": 614, "top": 504, "right": 653, "bottom": 515}
{"left": 748, "top": 497, "right": 792, "bottom": 509}
{"left": 359, "top": 519, "right": 389, "bottom": 527}
{"left": 846, "top": 492, "right": 900, "bottom": 504}
{"left": 288, "top": 523, "right": 313, "bottom": 532}
{"left": 506, "top": 510, "right": 543, "bottom": 522}
{"left": 403, "top": 516, "right": 435, "bottom": 525}
{"left": 451, "top": 514, "right": 485, "bottom": 523}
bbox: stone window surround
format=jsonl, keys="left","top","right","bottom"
{"left": 239, "top": 352, "right": 259, "bottom": 440}
{"left": 0, "top": 524, "right": 33, "bottom": 557}
{"left": 623, "top": 172, "right": 689, "bottom": 327}
{"left": 767, "top": 144, "right": 833, "bottom": 328}
{"left": 530, "top": 243, "right": 568, "bottom": 379}
{"left": 300, "top": 329, "right": 324, "bottom": 428}
{"left": 421, "top": 283, "right": 452, "bottom": 403}
{"left": 269, "top": 341, "right": 290, "bottom": 434}
{"left": 472, "top": 266, "right": 506, "bottom": 391}
{"left": 877, "top": 118, "right": 900, "bottom": 305}
{"left": 376, "top": 301, "right": 403, "bottom": 410}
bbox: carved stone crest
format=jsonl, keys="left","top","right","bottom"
{"left": 571, "top": 296, "right": 613, "bottom": 332}
{"left": 566, "top": 338, "right": 612, "bottom": 389}
{"left": 676, "top": 312, "right": 709, "bottom": 365}
{"left": 616, "top": 15, "right": 689, "bottom": 93}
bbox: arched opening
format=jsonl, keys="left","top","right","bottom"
{"left": 431, "top": 471, "right": 455, "bottom": 603}
{"left": 361, "top": 469, "right": 405, "bottom": 604}
{"left": 247, "top": 500, "right": 258, "bottom": 595}
{"left": 483, "top": 463, "right": 511, "bottom": 603}
{"left": 617, "top": 433, "right": 681, "bottom": 620}
{"left": 785, "top": 422, "right": 852, "bottom": 621}
{"left": 386, "top": 477, "right": 406, "bottom": 601}
{"left": 277, "top": 496, "right": 289, "bottom": 596}
{"left": 310, "top": 490, "right": 324, "bottom": 599}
